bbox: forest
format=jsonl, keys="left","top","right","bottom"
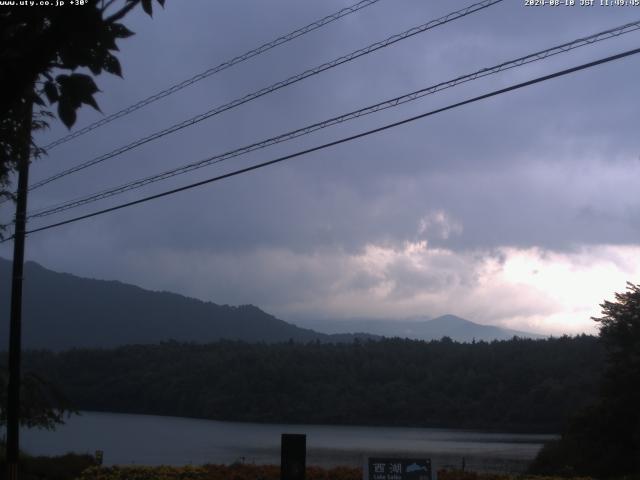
{"left": 12, "top": 335, "right": 602, "bottom": 433}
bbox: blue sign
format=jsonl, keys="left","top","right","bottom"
{"left": 368, "top": 458, "right": 432, "bottom": 480}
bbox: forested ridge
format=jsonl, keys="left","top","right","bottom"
{"left": 12, "top": 335, "right": 602, "bottom": 432}
{"left": 0, "top": 259, "right": 533, "bottom": 348}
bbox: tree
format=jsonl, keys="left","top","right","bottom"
{"left": 590, "top": 282, "right": 640, "bottom": 474}
{"left": 0, "top": 0, "right": 165, "bottom": 207}
{"left": 0, "top": 368, "right": 76, "bottom": 431}
{"left": 1, "top": 2, "right": 166, "bottom": 476}
{"left": 531, "top": 282, "right": 640, "bottom": 477}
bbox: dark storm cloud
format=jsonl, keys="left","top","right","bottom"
{"left": 2, "top": 0, "right": 639, "bottom": 333}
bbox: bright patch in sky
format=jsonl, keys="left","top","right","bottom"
{"left": 320, "top": 241, "right": 638, "bottom": 335}
{"left": 97, "top": 240, "right": 640, "bottom": 336}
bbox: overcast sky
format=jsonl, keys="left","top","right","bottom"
{"left": 2, "top": 0, "right": 640, "bottom": 335}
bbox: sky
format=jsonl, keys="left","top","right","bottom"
{"left": 2, "top": 0, "right": 640, "bottom": 335}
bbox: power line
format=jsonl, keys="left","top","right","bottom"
{"left": 28, "top": 0, "right": 503, "bottom": 192}
{"left": 18, "top": 46, "right": 640, "bottom": 238}
{"left": 27, "top": 20, "right": 640, "bottom": 220}
{"left": 41, "top": 0, "right": 384, "bottom": 151}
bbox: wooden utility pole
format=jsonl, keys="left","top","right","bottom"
{"left": 5, "top": 98, "right": 33, "bottom": 480}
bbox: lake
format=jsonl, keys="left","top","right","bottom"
{"left": 21, "top": 412, "right": 556, "bottom": 473}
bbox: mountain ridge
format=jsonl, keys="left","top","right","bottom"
{"left": 291, "top": 313, "right": 544, "bottom": 342}
{"left": 0, "top": 258, "right": 370, "bottom": 349}
{"left": 1, "top": 257, "right": 542, "bottom": 349}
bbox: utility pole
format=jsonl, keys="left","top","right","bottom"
{"left": 6, "top": 97, "right": 33, "bottom": 480}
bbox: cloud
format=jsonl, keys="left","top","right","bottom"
{"left": 2, "top": 0, "right": 639, "bottom": 337}
{"left": 418, "top": 210, "right": 463, "bottom": 241}
{"left": 32, "top": 235, "right": 635, "bottom": 336}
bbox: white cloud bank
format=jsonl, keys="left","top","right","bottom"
{"left": 111, "top": 240, "right": 640, "bottom": 337}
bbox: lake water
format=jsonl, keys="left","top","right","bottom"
{"left": 20, "top": 412, "right": 556, "bottom": 473}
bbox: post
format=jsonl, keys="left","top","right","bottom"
{"left": 281, "top": 433, "right": 306, "bottom": 480}
{"left": 5, "top": 98, "right": 32, "bottom": 480}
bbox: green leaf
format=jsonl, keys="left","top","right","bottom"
{"left": 141, "top": 0, "right": 153, "bottom": 16}
{"left": 58, "top": 99, "right": 76, "bottom": 129}
{"left": 43, "top": 81, "right": 59, "bottom": 104}
{"left": 33, "top": 94, "right": 45, "bottom": 107}
{"left": 70, "top": 74, "right": 99, "bottom": 97}
{"left": 57, "top": 46, "right": 83, "bottom": 71}
{"left": 56, "top": 73, "right": 102, "bottom": 120}
{"left": 70, "top": 74, "right": 101, "bottom": 111}
{"left": 103, "top": 52, "right": 122, "bottom": 77}
{"left": 55, "top": 74, "right": 71, "bottom": 90}
{"left": 85, "top": 96, "right": 101, "bottom": 112}
{"left": 87, "top": 54, "right": 103, "bottom": 75}
{"left": 100, "top": 28, "right": 119, "bottom": 51}
{"left": 111, "top": 23, "right": 135, "bottom": 39}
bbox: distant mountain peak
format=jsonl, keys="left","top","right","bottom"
{"left": 292, "top": 313, "right": 543, "bottom": 342}
{"left": 428, "top": 314, "right": 470, "bottom": 325}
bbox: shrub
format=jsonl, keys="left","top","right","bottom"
{"left": 0, "top": 451, "right": 97, "bottom": 480}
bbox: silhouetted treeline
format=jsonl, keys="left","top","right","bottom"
{"left": 530, "top": 284, "right": 640, "bottom": 478}
{"left": 13, "top": 335, "right": 602, "bottom": 432}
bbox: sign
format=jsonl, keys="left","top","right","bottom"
{"left": 367, "top": 458, "right": 432, "bottom": 480}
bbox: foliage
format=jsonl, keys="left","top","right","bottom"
{"left": 0, "top": 0, "right": 164, "bottom": 434}
{"left": 596, "top": 282, "right": 640, "bottom": 406}
{"left": 68, "top": 465, "right": 604, "bottom": 480}
{"left": 0, "top": 367, "right": 77, "bottom": 430}
{"left": 0, "top": 0, "right": 164, "bottom": 204}
{"left": 437, "top": 470, "right": 593, "bottom": 480}
{"left": 75, "top": 464, "right": 362, "bottom": 480}
{"left": 531, "top": 283, "right": 640, "bottom": 477}
{"left": 0, "top": 445, "right": 97, "bottom": 480}
{"left": 20, "top": 335, "right": 603, "bottom": 432}
{"left": 76, "top": 465, "right": 210, "bottom": 480}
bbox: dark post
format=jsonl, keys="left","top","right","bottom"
{"left": 6, "top": 98, "right": 33, "bottom": 480}
{"left": 280, "top": 434, "right": 306, "bottom": 480}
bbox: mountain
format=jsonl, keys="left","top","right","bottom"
{"left": 293, "top": 314, "right": 544, "bottom": 342}
{"left": 0, "top": 258, "right": 373, "bottom": 350}
{"left": 0, "top": 258, "right": 540, "bottom": 349}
